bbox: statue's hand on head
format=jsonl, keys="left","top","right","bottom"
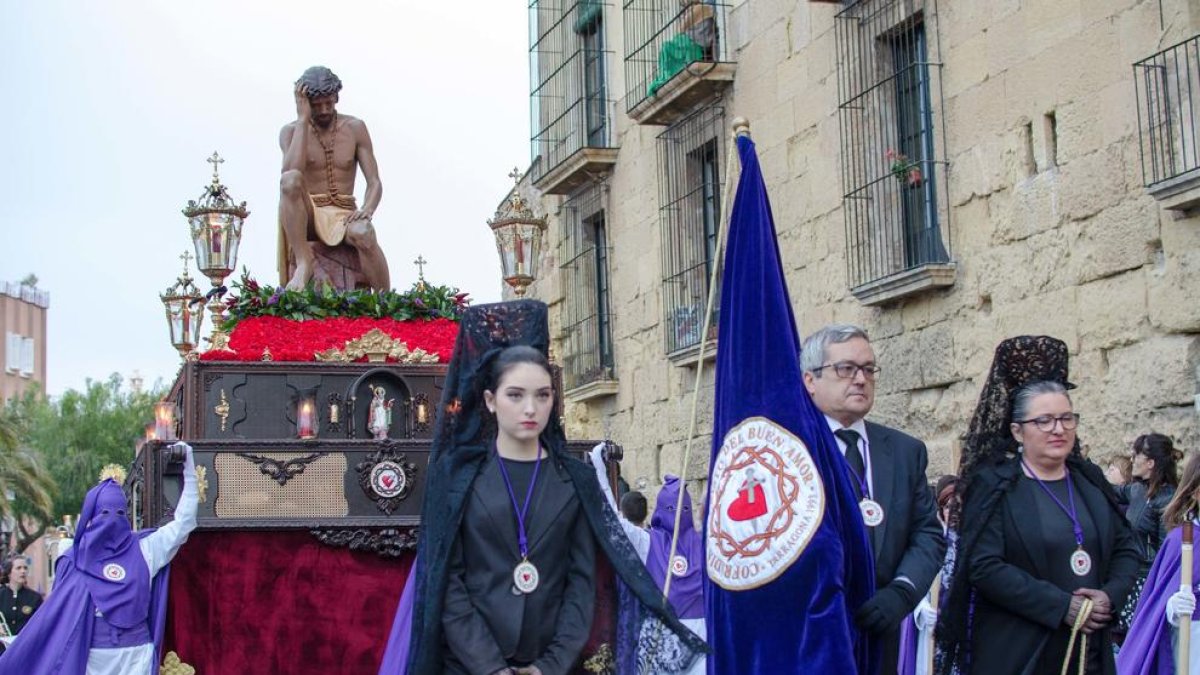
{"left": 294, "top": 82, "right": 312, "bottom": 123}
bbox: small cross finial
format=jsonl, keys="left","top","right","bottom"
{"left": 180, "top": 250, "right": 193, "bottom": 270}
{"left": 413, "top": 255, "right": 428, "bottom": 280}
{"left": 508, "top": 167, "right": 522, "bottom": 185}
{"left": 207, "top": 151, "right": 225, "bottom": 182}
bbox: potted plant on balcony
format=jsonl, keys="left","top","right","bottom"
{"left": 886, "top": 149, "right": 923, "bottom": 188}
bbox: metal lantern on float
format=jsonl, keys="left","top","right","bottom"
{"left": 159, "top": 252, "right": 205, "bottom": 358}
{"left": 182, "top": 151, "right": 249, "bottom": 351}
{"left": 487, "top": 168, "right": 546, "bottom": 297}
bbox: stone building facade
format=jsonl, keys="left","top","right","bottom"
{"left": 500, "top": 0, "right": 1200, "bottom": 495}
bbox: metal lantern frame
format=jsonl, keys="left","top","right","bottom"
{"left": 181, "top": 152, "right": 249, "bottom": 351}
{"left": 487, "top": 172, "right": 547, "bottom": 297}
{"left": 159, "top": 253, "right": 205, "bottom": 358}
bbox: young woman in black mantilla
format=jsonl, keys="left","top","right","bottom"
{"left": 936, "top": 336, "right": 1139, "bottom": 675}
{"left": 403, "top": 300, "right": 705, "bottom": 675}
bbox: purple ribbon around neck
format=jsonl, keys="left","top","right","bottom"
{"left": 494, "top": 446, "right": 542, "bottom": 559}
{"left": 1021, "top": 459, "right": 1085, "bottom": 547}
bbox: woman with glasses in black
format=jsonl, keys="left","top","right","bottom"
{"left": 1113, "top": 433, "right": 1182, "bottom": 636}
{"left": 937, "top": 337, "right": 1139, "bottom": 675}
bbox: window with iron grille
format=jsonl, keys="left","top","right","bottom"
{"left": 560, "top": 183, "right": 615, "bottom": 389}
{"left": 835, "top": 1, "right": 951, "bottom": 291}
{"left": 659, "top": 105, "right": 724, "bottom": 354}
{"left": 623, "top": 0, "right": 732, "bottom": 113}
{"left": 530, "top": 0, "right": 615, "bottom": 180}
{"left": 1134, "top": 35, "right": 1200, "bottom": 187}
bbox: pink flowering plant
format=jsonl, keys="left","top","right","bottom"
{"left": 885, "top": 149, "right": 923, "bottom": 187}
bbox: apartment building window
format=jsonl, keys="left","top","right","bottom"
{"left": 20, "top": 337, "right": 33, "bottom": 377}
{"left": 836, "top": 1, "right": 954, "bottom": 303}
{"left": 659, "top": 105, "right": 724, "bottom": 354}
{"left": 5, "top": 333, "right": 20, "bottom": 373}
{"left": 560, "top": 183, "right": 615, "bottom": 391}
{"left": 529, "top": 0, "right": 617, "bottom": 194}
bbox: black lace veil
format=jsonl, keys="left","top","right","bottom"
{"left": 407, "top": 300, "right": 704, "bottom": 673}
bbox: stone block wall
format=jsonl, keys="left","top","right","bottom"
{"left": 511, "top": 0, "right": 1200, "bottom": 503}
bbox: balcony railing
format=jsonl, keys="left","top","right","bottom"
{"left": 1134, "top": 35, "right": 1200, "bottom": 188}
{"left": 530, "top": 0, "right": 618, "bottom": 194}
{"left": 624, "top": 0, "right": 734, "bottom": 124}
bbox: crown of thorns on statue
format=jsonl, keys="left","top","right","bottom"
{"left": 297, "top": 66, "right": 343, "bottom": 98}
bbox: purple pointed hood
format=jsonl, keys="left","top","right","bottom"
{"left": 646, "top": 475, "right": 704, "bottom": 620}
{"left": 69, "top": 479, "right": 151, "bottom": 628}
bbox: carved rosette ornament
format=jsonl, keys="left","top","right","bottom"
{"left": 310, "top": 527, "right": 418, "bottom": 557}
{"left": 356, "top": 443, "right": 418, "bottom": 514}
{"left": 313, "top": 328, "right": 441, "bottom": 364}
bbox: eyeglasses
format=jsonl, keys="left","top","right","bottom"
{"left": 1015, "top": 413, "right": 1080, "bottom": 432}
{"left": 811, "top": 362, "right": 881, "bottom": 380}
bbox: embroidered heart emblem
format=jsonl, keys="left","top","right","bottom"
{"left": 522, "top": 573, "right": 532, "bottom": 582}
{"left": 382, "top": 474, "right": 395, "bottom": 488}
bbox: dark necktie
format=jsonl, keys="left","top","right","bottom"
{"left": 834, "top": 428, "right": 866, "bottom": 498}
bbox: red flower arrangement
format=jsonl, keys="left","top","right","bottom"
{"left": 199, "top": 316, "right": 460, "bottom": 363}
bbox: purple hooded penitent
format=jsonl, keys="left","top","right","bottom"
{"left": 1117, "top": 524, "right": 1200, "bottom": 675}
{"left": 645, "top": 475, "right": 704, "bottom": 620}
{"left": 0, "top": 480, "right": 170, "bottom": 674}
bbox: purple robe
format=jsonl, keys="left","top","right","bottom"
{"left": 1117, "top": 524, "right": 1200, "bottom": 675}
{"left": 378, "top": 556, "right": 418, "bottom": 675}
{"left": 0, "top": 532, "right": 170, "bottom": 674}
{"left": 645, "top": 475, "right": 704, "bottom": 620}
{"left": 0, "top": 480, "right": 171, "bottom": 674}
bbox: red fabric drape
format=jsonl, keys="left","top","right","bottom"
{"left": 164, "top": 531, "right": 412, "bottom": 673}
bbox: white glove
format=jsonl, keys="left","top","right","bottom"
{"left": 1166, "top": 588, "right": 1196, "bottom": 627}
{"left": 588, "top": 443, "right": 605, "bottom": 469}
{"left": 173, "top": 441, "right": 196, "bottom": 476}
{"left": 913, "top": 596, "right": 937, "bottom": 631}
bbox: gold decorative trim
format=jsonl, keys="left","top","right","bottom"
{"left": 583, "top": 643, "right": 615, "bottom": 673}
{"left": 161, "top": 651, "right": 196, "bottom": 675}
{"left": 214, "top": 389, "right": 230, "bottom": 432}
{"left": 99, "top": 464, "right": 127, "bottom": 484}
{"left": 207, "top": 328, "right": 233, "bottom": 352}
{"left": 196, "top": 465, "right": 209, "bottom": 504}
{"left": 313, "top": 328, "right": 441, "bottom": 364}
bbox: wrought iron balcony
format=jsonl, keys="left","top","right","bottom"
{"left": 1134, "top": 35, "right": 1200, "bottom": 211}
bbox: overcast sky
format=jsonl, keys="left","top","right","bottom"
{"left": 1, "top": 1, "right": 528, "bottom": 396}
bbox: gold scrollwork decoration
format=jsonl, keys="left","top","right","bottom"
{"left": 313, "top": 328, "right": 441, "bottom": 364}
{"left": 583, "top": 643, "right": 615, "bottom": 674}
{"left": 196, "top": 465, "right": 209, "bottom": 504}
{"left": 214, "top": 389, "right": 230, "bottom": 432}
{"left": 161, "top": 651, "right": 196, "bottom": 675}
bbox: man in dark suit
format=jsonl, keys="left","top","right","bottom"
{"left": 801, "top": 324, "right": 945, "bottom": 674}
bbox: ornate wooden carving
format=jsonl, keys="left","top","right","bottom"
{"left": 203, "top": 373, "right": 221, "bottom": 392}
{"left": 310, "top": 527, "right": 418, "bottom": 557}
{"left": 355, "top": 442, "right": 418, "bottom": 514}
{"left": 235, "top": 451, "right": 327, "bottom": 486}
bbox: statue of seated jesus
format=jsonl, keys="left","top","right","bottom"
{"left": 278, "top": 66, "right": 391, "bottom": 291}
